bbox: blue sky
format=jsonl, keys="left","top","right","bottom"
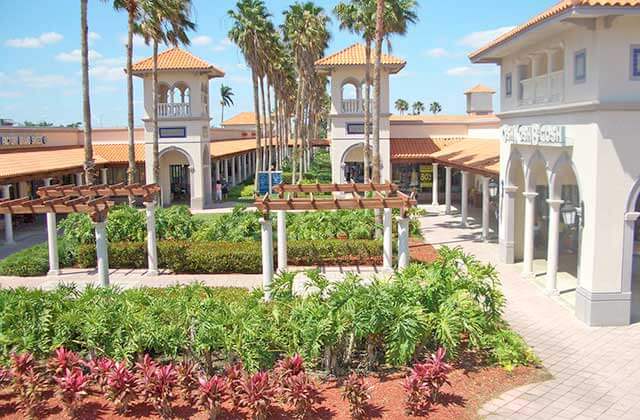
{"left": 0, "top": 0, "right": 559, "bottom": 127}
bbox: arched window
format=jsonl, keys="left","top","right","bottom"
{"left": 341, "top": 82, "right": 358, "bottom": 101}
{"left": 173, "top": 82, "right": 190, "bottom": 104}
{"left": 158, "top": 83, "right": 171, "bottom": 104}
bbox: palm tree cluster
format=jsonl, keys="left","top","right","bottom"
{"left": 228, "top": 0, "right": 331, "bottom": 187}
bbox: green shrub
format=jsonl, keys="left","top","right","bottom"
{"left": 0, "top": 240, "right": 74, "bottom": 276}
{"left": 193, "top": 207, "right": 261, "bottom": 242}
{"left": 482, "top": 329, "right": 538, "bottom": 371}
{"left": 288, "top": 240, "right": 383, "bottom": 265}
{"left": 181, "top": 242, "right": 262, "bottom": 274}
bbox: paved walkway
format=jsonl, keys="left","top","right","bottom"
{"left": 419, "top": 209, "right": 640, "bottom": 420}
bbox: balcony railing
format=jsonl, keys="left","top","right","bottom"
{"left": 341, "top": 99, "right": 370, "bottom": 114}
{"left": 158, "top": 102, "right": 191, "bottom": 118}
{"left": 520, "top": 71, "right": 564, "bottom": 106}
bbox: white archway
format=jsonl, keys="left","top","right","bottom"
{"left": 340, "top": 142, "right": 373, "bottom": 183}
{"left": 159, "top": 146, "right": 194, "bottom": 207}
{"left": 623, "top": 178, "right": 640, "bottom": 323}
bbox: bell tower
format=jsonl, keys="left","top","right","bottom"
{"left": 132, "top": 48, "right": 225, "bottom": 209}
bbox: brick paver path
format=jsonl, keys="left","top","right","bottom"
{"left": 419, "top": 210, "right": 640, "bottom": 420}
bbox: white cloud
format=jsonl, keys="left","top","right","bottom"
{"left": 90, "top": 65, "right": 125, "bottom": 81}
{"left": 56, "top": 49, "right": 103, "bottom": 62}
{"left": 97, "top": 57, "right": 126, "bottom": 66}
{"left": 192, "top": 35, "right": 212, "bottom": 46}
{"left": 446, "top": 65, "right": 497, "bottom": 77}
{"left": 212, "top": 37, "right": 232, "bottom": 52}
{"left": 227, "top": 74, "right": 251, "bottom": 85}
{"left": 425, "top": 48, "right": 449, "bottom": 58}
{"left": 89, "top": 32, "right": 101, "bottom": 41}
{"left": 13, "top": 69, "right": 73, "bottom": 88}
{"left": 4, "top": 32, "right": 63, "bottom": 48}
{"left": 121, "top": 33, "right": 149, "bottom": 49}
{"left": 458, "top": 26, "right": 515, "bottom": 50}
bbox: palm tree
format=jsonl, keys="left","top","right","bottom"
{"left": 411, "top": 101, "right": 425, "bottom": 115}
{"left": 219, "top": 84, "right": 234, "bottom": 126}
{"left": 429, "top": 101, "right": 442, "bottom": 115}
{"left": 228, "top": 0, "right": 270, "bottom": 188}
{"left": 139, "top": 0, "right": 195, "bottom": 187}
{"left": 80, "top": 0, "right": 95, "bottom": 185}
{"left": 394, "top": 98, "right": 408, "bottom": 115}
{"left": 105, "top": 0, "right": 141, "bottom": 187}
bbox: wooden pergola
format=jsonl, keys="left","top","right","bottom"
{"left": 0, "top": 183, "right": 161, "bottom": 286}
{"left": 254, "top": 183, "right": 417, "bottom": 301}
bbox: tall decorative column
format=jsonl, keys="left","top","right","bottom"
{"left": 43, "top": 178, "right": 59, "bottom": 276}
{"left": 397, "top": 216, "right": 410, "bottom": 269}
{"left": 522, "top": 191, "right": 538, "bottom": 277}
{"left": 432, "top": 163, "right": 439, "bottom": 206}
{"left": 223, "top": 159, "right": 229, "bottom": 183}
{"left": 461, "top": 171, "right": 469, "bottom": 227}
{"left": 94, "top": 220, "right": 110, "bottom": 287}
{"left": 100, "top": 168, "right": 109, "bottom": 184}
{"left": 445, "top": 166, "right": 452, "bottom": 215}
{"left": 260, "top": 216, "right": 274, "bottom": 301}
{"left": 75, "top": 172, "right": 84, "bottom": 186}
{"left": 145, "top": 202, "right": 158, "bottom": 276}
{"left": 277, "top": 210, "right": 287, "bottom": 272}
{"left": 2, "top": 185, "right": 14, "bottom": 245}
{"left": 545, "top": 199, "right": 563, "bottom": 294}
{"left": 230, "top": 156, "right": 236, "bottom": 186}
{"left": 383, "top": 208, "right": 393, "bottom": 270}
{"left": 214, "top": 160, "right": 220, "bottom": 182}
{"left": 500, "top": 185, "right": 518, "bottom": 264}
{"left": 482, "top": 176, "right": 490, "bottom": 242}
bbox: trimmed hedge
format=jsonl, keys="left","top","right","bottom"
{"left": 75, "top": 239, "right": 385, "bottom": 274}
{"left": 0, "top": 240, "right": 74, "bottom": 277}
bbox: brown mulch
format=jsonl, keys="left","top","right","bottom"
{"left": 0, "top": 365, "right": 548, "bottom": 419}
{"left": 409, "top": 240, "right": 439, "bottom": 264}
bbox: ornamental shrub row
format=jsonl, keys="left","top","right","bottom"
{"left": 0, "top": 240, "right": 75, "bottom": 277}
{"left": 74, "top": 239, "right": 384, "bottom": 274}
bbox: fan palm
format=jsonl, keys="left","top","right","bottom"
{"left": 219, "top": 84, "right": 234, "bottom": 126}
{"left": 429, "top": 101, "right": 442, "bottom": 115}
{"left": 80, "top": 0, "right": 95, "bottom": 185}
{"left": 394, "top": 98, "right": 408, "bottom": 115}
{"left": 411, "top": 101, "right": 425, "bottom": 115}
{"left": 138, "top": 0, "right": 195, "bottom": 189}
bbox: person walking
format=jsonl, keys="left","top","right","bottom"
{"left": 222, "top": 180, "right": 229, "bottom": 200}
{"left": 215, "top": 179, "right": 223, "bottom": 201}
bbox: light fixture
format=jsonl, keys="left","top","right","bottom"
{"left": 488, "top": 180, "right": 499, "bottom": 198}
{"left": 561, "top": 204, "right": 577, "bottom": 226}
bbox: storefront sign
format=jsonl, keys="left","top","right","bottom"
{"left": 258, "top": 171, "right": 283, "bottom": 195}
{"left": 502, "top": 124, "right": 566, "bottom": 147}
{"left": 0, "top": 135, "right": 47, "bottom": 147}
{"left": 419, "top": 165, "right": 432, "bottom": 189}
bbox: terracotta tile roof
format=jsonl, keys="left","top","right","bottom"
{"left": 0, "top": 147, "right": 108, "bottom": 181}
{"left": 315, "top": 44, "right": 406, "bottom": 72}
{"left": 464, "top": 84, "right": 496, "bottom": 94}
{"left": 221, "top": 112, "right": 267, "bottom": 126}
{"left": 430, "top": 139, "right": 500, "bottom": 176}
{"left": 390, "top": 137, "right": 464, "bottom": 160}
{"left": 131, "top": 47, "right": 225, "bottom": 77}
{"left": 94, "top": 143, "right": 145, "bottom": 164}
{"left": 470, "top": 0, "right": 640, "bottom": 61}
{"left": 390, "top": 114, "right": 500, "bottom": 124}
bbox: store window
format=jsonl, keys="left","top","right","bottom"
{"left": 574, "top": 49, "right": 586, "bottom": 83}
{"left": 631, "top": 45, "right": 640, "bottom": 80}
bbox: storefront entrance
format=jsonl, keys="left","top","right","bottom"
{"left": 170, "top": 164, "right": 190, "bottom": 204}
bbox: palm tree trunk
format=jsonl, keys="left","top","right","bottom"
{"left": 126, "top": 10, "right": 136, "bottom": 189}
{"left": 373, "top": 0, "right": 385, "bottom": 236}
{"left": 252, "top": 69, "right": 262, "bottom": 189}
{"left": 266, "top": 77, "right": 274, "bottom": 171}
{"left": 292, "top": 76, "right": 302, "bottom": 184}
{"left": 152, "top": 40, "right": 160, "bottom": 188}
{"left": 220, "top": 103, "right": 224, "bottom": 127}
{"left": 363, "top": 41, "right": 372, "bottom": 184}
{"left": 259, "top": 76, "right": 268, "bottom": 170}
{"left": 298, "top": 82, "right": 306, "bottom": 179}
{"left": 274, "top": 93, "right": 280, "bottom": 169}
{"left": 80, "top": 0, "right": 95, "bottom": 185}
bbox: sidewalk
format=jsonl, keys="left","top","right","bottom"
{"left": 419, "top": 210, "right": 640, "bottom": 420}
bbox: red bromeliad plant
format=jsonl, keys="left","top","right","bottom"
{"left": 55, "top": 368, "right": 89, "bottom": 418}
{"left": 198, "top": 375, "right": 228, "bottom": 420}
{"left": 176, "top": 359, "right": 201, "bottom": 405}
{"left": 238, "top": 371, "right": 276, "bottom": 420}
{"left": 106, "top": 360, "right": 137, "bottom": 414}
{"left": 10, "top": 353, "right": 45, "bottom": 420}
{"left": 274, "top": 354, "right": 305, "bottom": 384}
{"left": 48, "top": 347, "right": 80, "bottom": 378}
{"left": 84, "top": 356, "right": 115, "bottom": 392}
{"left": 403, "top": 347, "right": 452, "bottom": 415}
{"left": 148, "top": 364, "right": 178, "bottom": 420}
{"left": 135, "top": 354, "right": 157, "bottom": 403}
{"left": 0, "top": 367, "right": 12, "bottom": 388}
{"left": 224, "top": 361, "right": 245, "bottom": 408}
{"left": 341, "top": 372, "right": 371, "bottom": 420}
{"left": 280, "top": 371, "right": 321, "bottom": 419}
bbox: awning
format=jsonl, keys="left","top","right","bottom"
{"left": 390, "top": 137, "right": 464, "bottom": 161}
{"left": 429, "top": 139, "right": 500, "bottom": 177}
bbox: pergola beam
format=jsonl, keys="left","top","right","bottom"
{"left": 256, "top": 197, "right": 416, "bottom": 212}
{"left": 37, "top": 183, "right": 160, "bottom": 201}
{"left": 273, "top": 182, "right": 398, "bottom": 194}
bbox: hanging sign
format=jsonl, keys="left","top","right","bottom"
{"left": 258, "top": 171, "right": 283, "bottom": 195}
{"left": 502, "top": 124, "right": 566, "bottom": 147}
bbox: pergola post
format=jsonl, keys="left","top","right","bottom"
{"left": 397, "top": 216, "right": 410, "bottom": 270}
{"left": 445, "top": 166, "right": 452, "bottom": 214}
{"left": 482, "top": 176, "right": 490, "bottom": 242}
{"left": 277, "top": 210, "right": 287, "bottom": 272}
{"left": 2, "top": 185, "right": 14, "bottom": 245}
{"left": 100, "top": 168, "right": 109, "bottom": 185}
{"left": 383, "top": 208, "right": 393, "bottom": 270}
{"left": 145, "top": 202, "right": 158, "bottom": 276}
{"left": 94, "top": 220, "right": 110, "bottom": 287}
{"left": 260, "top": 216, "right": 274, "bottom": 301}
{"left": 545, "top": 199, "right": 563, "bottom": 295}
{"left": 461, "top": 171, "right": 469, "bottom": 227}
{"left": 432, "top": 163, "right": 439, "bottom": 206}
{"left": 522, "top": 191, "right": 538, "bottom": 277}
{"left": 43, "top": 178, "right": 60, "bottom": 276}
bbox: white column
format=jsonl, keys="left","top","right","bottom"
{"left": 277, "top": 210, "right": 287, "bottom": 272}
{"left": 482, "top": 176, "right": 490, "bottom": 242}
{"left": 546, "top": 199, "right": 563, "bottom": 295}
{"left": 522, "top": 191, "right": 538, "bottom": 277}
{"left": 445, "top": 166, "right": 452, "bottom": 215}
{"left": 94, "top": 221, "right": 110, "bottom": 287}
{"left": 397, "top": 216, "right": 410, "bottom": 270}
{"left": 432, "top": 163, "right": 439, "bottom": 206}
{"left": 46, "top": 212, "right": 60, "bottom": 276}
{"left": 260, "top": 217, "right": 274, "bottom": 301}
{"left": 214, "top": 160, "right": 220, "bottom": 182}
{"left": 383, "top": 208, "right": 393, "bottom": 270}
{"left": 145, "top": 202, "right": 158, "bottom": 276}
{"left": 2, "top": 185, "right": 14, "bottom": 245}
{"left": 461, "top": 171, "right": 469, "bottom": 227}
{"left": 75, "top": 172, "right": 84, "bottom": 186}
{"left": 500, "top": 185, "right": 518, "bottom": 264}
{"left": 230, "top": 157, "right": 236, "bottom": 186}
{"left": 100, "top": 168, "right": 108, "bottom": 185}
